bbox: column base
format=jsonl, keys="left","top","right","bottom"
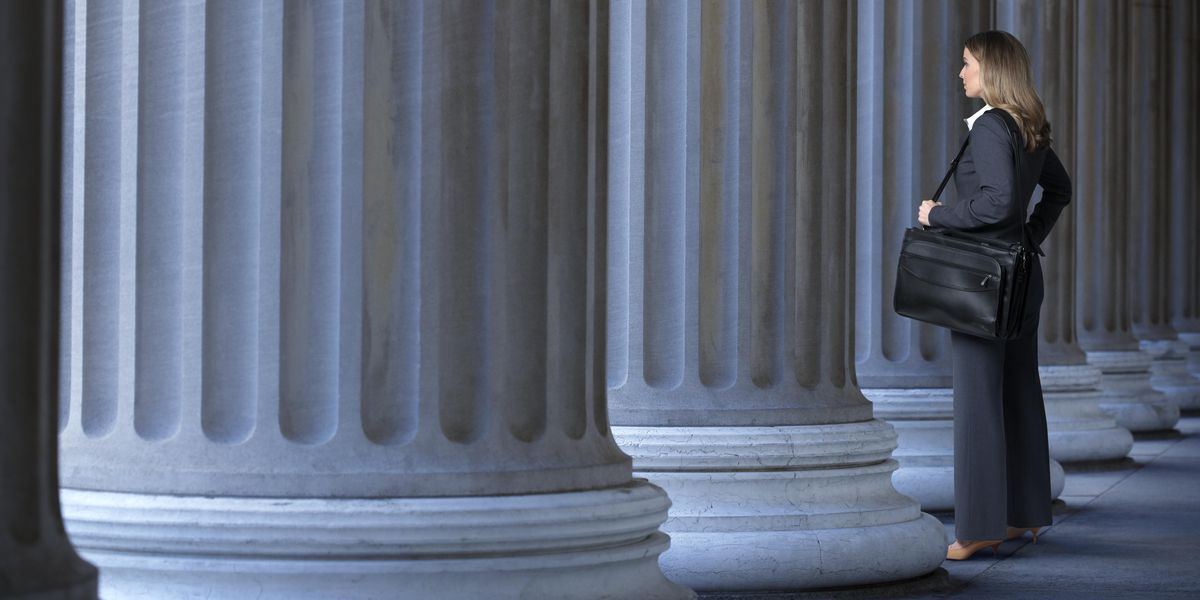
{"left": 0, "top": 537, "right": 97, "bottom": 600}
{"left": 886, "top": 435, "right": 1064, "bottom": 512}
{"left": 866, "top": 388, "right": 1064, "bottom": 512}
{"left": 866, "top": 388, "right": 957, "bottom": 511}
{"left": 892, "top": 427, "right": 955, "bottom": 511}
{"left": 1099, "top": 393, "right": 1180, "bottom": 432}
{"left": 1141, "top": 340, "right": 1200, "bottom": 410}
{"left": 661, "top": 516, "right": 942, "bottom": 591}
{"left": 6, "top": 580, "right": 96, "bottom": 600}
{"left": 2, "top": 571, "right": 96, "bottom": 600}
{"left": 1040, "top": 365, "right": 1134, "bottom": 462}
{"left": 614, "top": 421, "right": 946, "bottom": 591}
{"left": 1182, "top": 333, "right": 1200, "bottom": 408}
{"left": 61, "top": 482, "right": 693, "bottom": 600}
{"left": 1087, "top": 350, "right": 1181, "bottom": 432}
{"left": 1178, "top": 332, "right": 1200, "bottom": 378}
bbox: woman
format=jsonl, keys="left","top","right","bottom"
{"left": 916, "top": 31, "right": 1072, "bottom": 560}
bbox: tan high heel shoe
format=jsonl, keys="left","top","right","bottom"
{"left": 1005, "top": 526, "right": 1042, "bottom": 543}
{"left": 946, "top": 539, "right": 1003, "bottom": 560}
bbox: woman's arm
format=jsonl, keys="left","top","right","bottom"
{"left": 927, "top": 113, "right": 1014, "bottom": 231}
{"left": 1026, "top": 147, "right": 1071, "bottom": 247}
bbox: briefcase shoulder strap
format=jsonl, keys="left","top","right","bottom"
{"left": 927, "top": 108, "right": 1044, "bottom": 257}
{"left": 930, "top": 136, "right": 970, "bottom": 204}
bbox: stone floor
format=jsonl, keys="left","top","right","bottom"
{"left": 701, "top": 412, "right": 1200, "bottom": 600}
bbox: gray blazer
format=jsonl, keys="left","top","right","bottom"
{"left": 928, "top": 109, "right": 1072, "bottom": 252}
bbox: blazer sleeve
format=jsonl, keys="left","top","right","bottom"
{"left": 927, "top": 112, "right": 1014, "bottom": 231}
{"left": 1026, "top": 146, "right": 1071, "bottom": 247}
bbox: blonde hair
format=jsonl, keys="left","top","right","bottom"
{"left": 965, "top": 31, "right": 1052, "bottom": 152}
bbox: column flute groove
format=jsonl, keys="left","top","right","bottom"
{"left": 642, "top": 0, "right": 688, "bottom": 392}
{"left": 81, "top": 0, "right": 139, "bottom": 440}
{"left": 201, "top": 0, "right": 265, "bottom": 445}
{"left": 361, "top": 0, "right": 421, "bottom": 446}
{"left": 279, "top": 0, "right": 344, "bottom": 446}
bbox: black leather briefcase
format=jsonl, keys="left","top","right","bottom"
{"left": 894, "top": 227, "right": 1032, "bottom": 340}
{"left": 892, "top": 110, "right": 1034, "bottom": 340}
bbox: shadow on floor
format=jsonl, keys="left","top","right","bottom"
{"left": 1132, "top": 429, "right": 1184, "bottom": 442}
{"left": 697, "top": 568, "right": 960, "bottom": 600}
{"left": 1060, "top": 457, "right": 1141, "bottom": 473}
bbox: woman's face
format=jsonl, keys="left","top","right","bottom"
{"left": 960, "top": 47, "right": 983, "bottom": 98}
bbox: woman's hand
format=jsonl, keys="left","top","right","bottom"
{"left": 918, "top": 200, "right": 942, "bottom": 227}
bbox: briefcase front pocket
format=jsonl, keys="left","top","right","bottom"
{"left": 894, "top": 252, "right": 1003, "bottom": 338}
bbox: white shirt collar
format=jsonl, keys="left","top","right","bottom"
{"left": 964, "top": 104, "right": 993, "bottom": 130}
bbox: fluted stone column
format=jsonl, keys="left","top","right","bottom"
{"left": 57, "top": 2, "right": 691, "bottom": 598}
{"left": 1128, "top": 0, "right": 1200, "bottom": 412}
{"left": 607, "top": 1, "right": 945, "bottom": 591}
{"left": 855, "top": 0, "right": 1064, "bottom": 511}
{"left": 1167, "top": 0, "right": 1200, "bottom": 409}
{"left": 1075, "top": 0, "right": 1180, "bottom": 433}
{"left": 997, "top": 0, "right": 1133, "bottom": 463}
{"left": 855, "top": 0, "right": 974, "bottom": 513}
{"left": 0, "top": 2, "right": 98, "bottom": 598}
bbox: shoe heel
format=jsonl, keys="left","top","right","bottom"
{"left": 1007, "top": 526, "right": 1042, "bottom": 543}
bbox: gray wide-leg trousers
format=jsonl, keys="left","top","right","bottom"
{"left": 950, "top": 257, "right": 1053, "bottom": 542}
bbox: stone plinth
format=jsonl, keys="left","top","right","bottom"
{"left": 615, "top": 422, "right": 939, "bottom": 590}
{"left": 63, "top": 484, "right": 676, "bottom": 600}
{"left": 1087, "top": 351, "right": 1180, "bottom": 432}
{"left": 1039, "top": 365, "right": 1134, "bottom": 461}
{"left": 1179, "top": 335, "right": 1200, "bottom": 409}
{"left": 868, "top": 390, "right": 956, "bottom": 511}
{"left": 1140, "top": 340, "right": 1200, "bottom": 410}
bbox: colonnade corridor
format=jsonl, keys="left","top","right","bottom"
{"left": 1, "top": 1, "right": 1197, "bottom": 599}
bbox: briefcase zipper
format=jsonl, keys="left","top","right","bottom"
{"left": 901, "top": 253, "right": 998, "bottom": 281}
{"left": 905, "top": 241, "right": 1007, "bottom": 272}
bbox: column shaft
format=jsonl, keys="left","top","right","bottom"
{"left": 998, "top": 0, "right": 1132, "bottom": 464}
{"left": 61, "top": 0, "right": 632, "bottom": 499}
{"left": 58, "top": 2, "right": 691, "bottom": 598}
{"left": 0, "top": 1, "right": 97, "bottom": 597}
{"left": 609, "top": 1, "right": 946, "bottom": 590}
{"left": 857, "top": 0, "right": 1066, "bottom": 508}
{"left": 1128, "top": 0, "right": 1200, "bottom": 410}
{"left": 1168, "top": 0, "right": 1200, "bottom": 407}
{"left": 1075, "top": 0, "right": 1179, "bottom": 432}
